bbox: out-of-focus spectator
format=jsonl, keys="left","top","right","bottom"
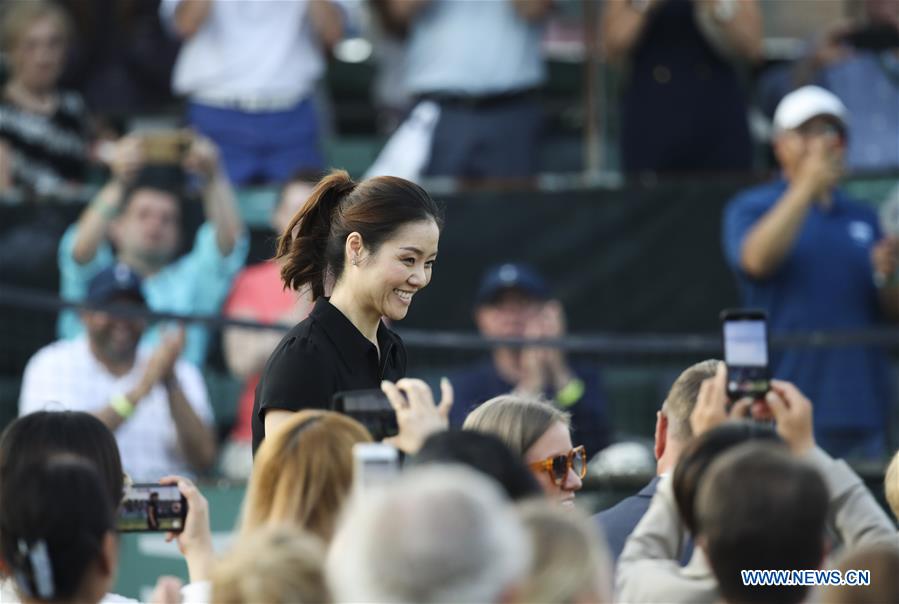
{"left": 758, "top": 0, "right": 899, "bottom": 171}
{"left": 241, "top": 410, "right": 372, "bottom": 543}
{"left": 601, "top": 0, "right": 762, "bottom": 174}
{"left": 463, "top": 394, "right": 585, "bottom": 505}
{"left": 594, "top": 359, "right": 719, "bottom": 563}
{"left": 326, "top": 465, "right": 532, "bottom": 603}
{"left": 723, "top": 86, "right": 899, "bottom": 460}
{"left": 450, "top": 263, "right": 611, "bottom": 458}
{"left": 58, "top": 133, "right": 248, "bottom": 366}
{"left": 0, "top": 457, "right": 116, "bottom": 604}
{"left": 518, "top": 500, "right": 614, "bottom": 604}
{"left": 57, "top": 0, "right": 180, "bottom": 117}
{"left": 697, "top": 443, "right": 829, "bottom": 604}
{"left": 212, "top": 525, "right": 330, "bottom": 604}
{"left": 159, "top": 0, "right": 345, "bottom": 185}
{"left": 821, "top": 543, "right": 899, "bottom": 604}
{"left": 886, "top": 448, "right": 899, "bottom": 522}
{"left": 19, "top": 264, "right": 217, "bottom": 481}
{"left": 411, "top": 430, "right": 542, "bottom": 501}
{"left": 385, "top": 0, "right": 551, "bottom": 179}
{"left": 0, "top": 0, "right": 89, "bottom": 196}
{"left": 220, "top": 172, "right": 319, "bottom": 475}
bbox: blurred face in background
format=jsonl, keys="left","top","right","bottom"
{"left": 774, "top": 115, "right": 847, "bottom": 176}
{"left": 8, "top": 14, "right": 68, "bottom": 93}
{"left": 81, "top": 299, "right": 147, "bottom": 366}
{"left": 112, "top": 189, "right": 182, "bottom": 269}
{"left": 475, "top": 289, "right": 545, "bottom": 339}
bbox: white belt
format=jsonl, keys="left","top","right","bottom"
{"left": 192, "top": 92, "right": 307, "bottom": 113}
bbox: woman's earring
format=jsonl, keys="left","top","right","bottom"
{"left": 352, "top": 256, "right": 358, "bottom": 266}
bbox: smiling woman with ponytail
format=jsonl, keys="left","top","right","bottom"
{"left": 251, "top": 170, "right": 446, "bottom": 452}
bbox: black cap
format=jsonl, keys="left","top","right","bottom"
{"left": 86, "top": 263, "right": 146, "bottom": 305}
{"left": 474, "top": 263, "right": 550, "bottom": 306}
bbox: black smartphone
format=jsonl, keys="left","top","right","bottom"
{"left": 841, "top": 24, "right": 899, "bottom": 51}
{"left": 720, "top": 309, "right": 770, "bottom": 400}
{"left": 117, "top": 484, "right": 187, "bottom": 533}
{"left": 332, "top": 389, "right": 399, "bottom": 442}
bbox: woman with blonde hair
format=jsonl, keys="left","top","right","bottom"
{"left": 463, "top": 394, "right": 585, "bottom": 505}
{"left": 242, "top": 409, "right": 372, "bottom": 542}
{"left": 212, "top": 525, "right": 330, "bottom": 604}
{"left": 517, "top": 500, "right": 613, "bottom": 603}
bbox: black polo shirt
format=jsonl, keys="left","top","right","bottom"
{"left": 251, "top": 298, "right": 407, "bottom": 453}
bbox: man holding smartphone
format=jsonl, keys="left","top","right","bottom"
{"left": 722, "top": 86, "right": 899, "bottom": 460}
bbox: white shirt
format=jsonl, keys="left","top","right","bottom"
{"left": 160, "top": 0, "right": 325, "bottom": 101}
{"left": 19, "top": 338, "right": 214, "bottom": 482}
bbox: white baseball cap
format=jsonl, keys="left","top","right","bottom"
{"left": 773, "top": 86, "right": 848, "bottom": 133}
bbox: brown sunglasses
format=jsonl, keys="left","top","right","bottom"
{"left": 528, "top": 445, "right": 587, "bottom": 486}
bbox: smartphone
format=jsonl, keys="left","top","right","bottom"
{"left": 142, "top": 131, "right": 191, "bottom": 165}
{"left": 117, "top": 484, "right": 187, "bottom": 533}
{"left": 332, "top": 389, "right": 398, "bottom": 442}
{"left": 841, "top": 25, "right": 899, "bottom": 52}
{"left": 720, "top": 309, "right": 770, "bottom": 400}
{"left": 352, "top": 443, "right": 400, "bottom": 490}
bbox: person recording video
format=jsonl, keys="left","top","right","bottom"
{"left": 251, "top": 170, "right": 449, "bottom": 452}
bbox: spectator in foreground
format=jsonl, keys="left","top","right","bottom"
{"left": 595, "top": 358, "right": 719, "bottom": 563}
{"left": 0, "top": 0, "right": 90, "bottom": 195}
{"left": 221, "top": 171, "right": 319, "bottom": 475}
{"left": 160, "top": 0, "right": 345, "bottom": 184}
{"left": 58, "top": 133, "right": 248, "bottom": 366}
{"left": 600, "top": 0, "right": 762, "bottom": 174}
{"left": 450, "top": 263, "right": 611, "bottom": 458}
{"left": 615, "top": 364, "right": 898, "bottom": 603}
{"left": 411, "top": 430, "right": 542, "bottom": 501}
{"left": 0, "top": 458, "right": 116, "bottom": 604}
{"left": 464, "top": 395, "right": 585, "bottom": 505}
{"left": 326, "top": 465, "right": 532, "bottom": 603}
{"left": 886, "top": 448, "right": 899, "bottom": 523}
{"left": 821, "top": 543, "right": 899, "bottom": 604}
{"left": 19, "top": 264, "right": 217, "bottom": 480}
{"left": 212, "top": 525, "right": 330, "bottom": 604}
{"left": 723, "top": 85, "right": 899, "bottom": 459}
{"left": 384, "top": 0, "right": 551, "bottom": 179}
{"left": 518, "top": 499, "right": 614, "bottom": 604}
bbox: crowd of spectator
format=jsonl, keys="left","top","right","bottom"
{"left": 1, "top": 0, "right": 899, "bottom": 601}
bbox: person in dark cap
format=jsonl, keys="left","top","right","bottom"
{"left": 19, "top": 263, "right": 216, "bottom": 480}
{"left": 449, "top": 263, "right": 612, "bottom": 458}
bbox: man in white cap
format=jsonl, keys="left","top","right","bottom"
{"left": 722, "top": 85, "right": 899, "bottom": 460}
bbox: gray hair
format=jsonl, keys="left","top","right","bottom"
{"left": 326, "top": 465, "right": 532, "bottom": 603}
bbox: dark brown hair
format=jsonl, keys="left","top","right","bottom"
{"left": 276, "top": 170, "right": 444, "bottom": 299}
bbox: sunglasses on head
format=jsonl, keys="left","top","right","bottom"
{"left": 528, "top": 445, "right": 587, "bottom": 486}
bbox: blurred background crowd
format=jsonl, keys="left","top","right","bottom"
{"left": 0, "top": 0, "right": 898, "bottom": 599}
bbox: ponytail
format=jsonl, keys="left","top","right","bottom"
{"left": 276, "top": 170, "right": 356, "bottom": 299}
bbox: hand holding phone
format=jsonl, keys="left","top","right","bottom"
{"left": 332, "top": 389, "right": 399, "bottom": 442}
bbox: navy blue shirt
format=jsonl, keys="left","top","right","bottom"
{"left": 722, "top": 179, "right": 892, "bottom": 432}
{"left": 449, "top": 359, "right": 612, "bottom": 458}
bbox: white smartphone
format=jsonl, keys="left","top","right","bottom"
{"left": 352, "top": 443, "right": 400, "bottom": 491}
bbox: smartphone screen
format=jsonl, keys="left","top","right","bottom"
{"left": 721, "top": 310, "right": 770, "bottom": 400}
{"left": 352, "top": 443, "right": 400, "bottom": 491}
{"left": 117, "top": 484, "right": 187, "bottom": 533}
{"left": 332, "top": 389, "right": 399, "bottom": 442}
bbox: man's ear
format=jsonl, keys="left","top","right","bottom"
{"left": 654, "top": 411, "right": 668, "bottom": 461}
{"left": 97, "top": 532, "right": 118, "bottom": 578}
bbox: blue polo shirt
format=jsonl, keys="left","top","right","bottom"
{"left": 722, "top": 179, "right": 892, "bottom": 431}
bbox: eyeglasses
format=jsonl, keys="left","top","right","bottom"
{"left": 528, "top": 445, "right": 587, "bottom": 486}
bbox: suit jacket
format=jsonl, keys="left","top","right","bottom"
{"left": 594, "top": 477, "right": 659, "bottom": 564}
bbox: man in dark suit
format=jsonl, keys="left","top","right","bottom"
{"left": 595, "top": 359, "right": 719, "bottom": 563}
